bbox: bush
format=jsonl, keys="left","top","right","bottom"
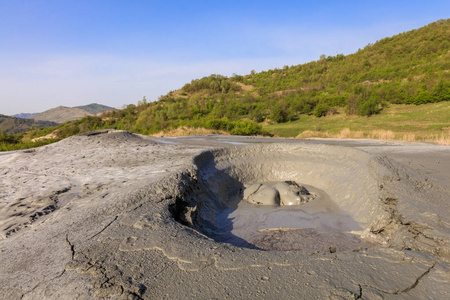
{"left": 230, "top": 121, "right": 262, "bottom": 135}
{"left": 313, "top": 104, "right": 329, "bottom": 117}
{"left": 356, "top": 95, "right": 380, "bottom": 116}
{"left": 269, "top": 105, "right": 287, "bottom": 123}
{"left": 249, "top": 109, "right": 265, "bottom": 122}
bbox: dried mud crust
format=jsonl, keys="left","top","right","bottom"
{"left": 1, "top": 133, "right": 449, "bottom": 299}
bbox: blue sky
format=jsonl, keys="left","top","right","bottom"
{"left": 1, "top": 0, "right": 449, "bottom": 115}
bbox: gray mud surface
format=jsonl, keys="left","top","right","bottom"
{"left": 0, "top": 131, "right": 449, "bottom": 299}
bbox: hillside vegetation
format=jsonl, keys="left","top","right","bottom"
{"left": 0, "top": 115, "right": 57, "bottom": 135}
{"left": 125, "top": 18, "right": 449, "bottom": 132}
{"left": 1, "top": 19, "right": 450, "bottom": 150}
{"left": 75, "top": 103, "right": 116, "bottom": 115}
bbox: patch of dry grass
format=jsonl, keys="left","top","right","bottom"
{"left": 30, "top": 130, "right": 62, "bottom": 142}
{"left": 294, "top": 128, "right": 450, "bottom": 145}
{"left": 369, "top": 130, "right": 395, "bottom": 140}
{"left": 434, "top": 135, "right": 450, "bottom": 145}
{"left": 152, "top": 127, "right": 229, "bottom": 137}
{"left": 295, "top": 130, "right": 332, "bottom": 139}
{"left": 424, "top": 129, "right": 450, "bottom": 145}
{"left": 336, "top": 128, "right": 364, "bottom": 139}
{"left": 401, "top": 133, "right": 417, "bottom": 141}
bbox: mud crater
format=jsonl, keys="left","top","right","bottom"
{"left": 170, "top": 144, "right": 390, "bottom": 252}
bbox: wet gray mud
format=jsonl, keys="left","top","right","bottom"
{"left": 214, "top": 188, "right": 370, "bottom": 251}
{"left": 170, "top": 146, "right": 381, "bottom": 252}
{"left": 0, "top": 132, "right": 449, "bottom": 299}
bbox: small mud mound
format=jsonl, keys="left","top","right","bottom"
{"left": 244, "top": 181, "right": 315, "bottom": 206}
{"left": 78, "top": 130, "right": 156, "bottom": 146}
{"left": 49, "top": 130, "right": 157, "bottom": 149}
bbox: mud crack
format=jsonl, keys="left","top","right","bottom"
{"left": 66, "top": 251, "right": 147, "bottom": 299}
{"left": 354, "top": 284, "right": 362, "bottom": 299}
{"left": 66, "top": 234, "right": 75, "bottom": 260}
{"left": 20, "top": 269, "right": 67, "bottom": 299}
{"left": 368, "top": 187, "right": 446, "bottom": 260}
{"left": 89, "top": 215, "right": 119, "bottom": 240}
{"left": 361, "top": 263, "right": 436, "bottom": 295}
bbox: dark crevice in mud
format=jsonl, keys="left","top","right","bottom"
{"left": 393, "top": 263, "right": 436, "bottom": 294}
{"left": 88, "top": 215, "right": 119, "bottom": 240}
{"left": 361, "top": 263, "right": 436, "bottom": 295}
{"left": 20, "top": 283, "right": 40, "bottom": 300}
{"left": 66, "top": 234, "right": 75, "bottom": 260}
{"left": 55, "top": 269, "right": 66, "bottom": 279}
{"left": 129, "top": 290, "right": 145, "bottom": 300}
{"left": 354, "top": 284, "right": 363, "bottom": 299}
{"left": 131, "top": 203, "right": 144, "bottom": 211}
{"left": 167, "top": 170, "right": 202, "bottom": 228}
{"left": 169, "top": 195, "right": 198, "bottom": 227}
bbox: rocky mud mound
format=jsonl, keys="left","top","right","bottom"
{"left": 65, "top": 129, "right": 157, "bottom": 148}
{"left": 0, "top": 130, "right": 157, "bottom": 240}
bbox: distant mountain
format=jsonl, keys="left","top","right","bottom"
{"left": 75, "top": 103, "right": 115, "bottom": 115}
{"left": 26, "top": 103, "right": 115, "bottom": 124}
{"left": 0, "top": 114, "right": 58, "bottom": 134}
{"left": 11, "top": 113, "right": 37, "bottom": 119}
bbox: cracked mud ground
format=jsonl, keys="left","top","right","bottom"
{"left": 0, "top": 131, "right": 449, "bottom": 299}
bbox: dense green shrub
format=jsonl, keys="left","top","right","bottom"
{"left": 356, "top": 95, "right": 381, "bottom": 116}
{"left": 313, "top": 104, "right": 329, "bottom": 117}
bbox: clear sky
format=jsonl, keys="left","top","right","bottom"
{"left": 1, "top": 0, "right": 449, "bottom": 115}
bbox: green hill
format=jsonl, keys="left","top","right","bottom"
{"left": 156, "top": 18, "right": 449, "bottom": 124}
{"left": 0, "top": 114, "right": 57, "bottom": 134}
{"left": 75, "top": 103, "right": 115, "bottom": 115}
{"left": 2, "top": 19, "right": 450, "bottom": 150}
{"left": 91, "top": 19, "right": 448, "bottom": 136}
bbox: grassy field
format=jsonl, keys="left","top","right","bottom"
{"left": 263, "top": 102, "right": 450, "bottom": 144}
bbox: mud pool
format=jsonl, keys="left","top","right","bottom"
{"left": 169, "top": 143, "right": 423, "bottom": 255}
{"left": 213, "top": 184, "right": 371, "bottom": 251}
